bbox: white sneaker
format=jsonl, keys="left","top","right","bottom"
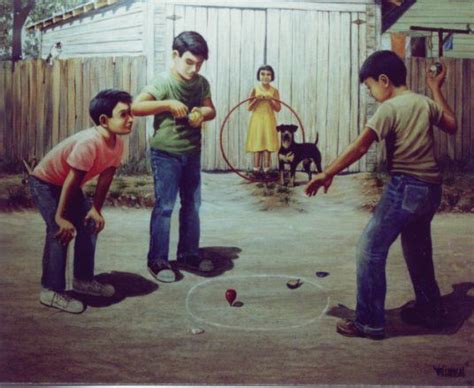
{"left": 40, "top": 289, "right": 85, "bottom": 314}
{"left": 73, "top": 279, "right": 115, "bottom": 297}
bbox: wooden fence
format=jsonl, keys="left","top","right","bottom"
{"left": 0, "top": 56, "right": 148, "bottom": 166}
{"left": 0, "top": 56, "right": 473, "bottom": 170}
{"left": 376, "top": 57, "right": 473, "bottom": 167}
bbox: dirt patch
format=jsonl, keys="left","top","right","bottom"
{"left": 2, "top": 171, "right": 473, "bottom": 213}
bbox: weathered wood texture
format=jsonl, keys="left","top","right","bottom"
{"left": 164, "top": 4, "right": 373, "bottom": 171}
{"left": 40, "top": 2, "right": 146, "bottom": 58}
{"left": 0, "top": 57, "right": 147, "bottom": 164}
{"left": 385, "top": 0, "right": 474, "bottom": 59}
{"left": 374, "top": 57, "right": 474, "bottom": 167}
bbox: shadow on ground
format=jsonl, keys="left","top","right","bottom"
{"left": 71, "top": 271, "right": 159, "bottom": 308}
{"left": 169, "top": 246, "right": 241, "bottom": 279}
{"left": 326, "top": 282, "right": 474, "bottom": 338}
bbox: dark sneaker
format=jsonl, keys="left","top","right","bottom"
{"left": 148, "top": 260, "right": 176, "bottom": 283}
{"left": 40, "top": 290, "right": 85, "bottom": 314}
{"left": 336, "top": 319, "right": 385, "bottom": 340}
{"left": 400, "top": 305, "right": 447, "bottom": 329}
{"left": 178, "top": 255, "right": 214, "bottom": 273}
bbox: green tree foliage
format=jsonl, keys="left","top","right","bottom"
{"left": 0, "top": 0, "right": 87, "bottom": 60}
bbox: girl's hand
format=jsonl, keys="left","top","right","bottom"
{"left": 84, "top": 207, "right": 105, "bottom": 234}
{"left": 304, "top": 173, "right": 333, "bottom": 197}
{"left": 427, "top": 61, "right": 447, "bottom": 91}
{"left": 54, "top": 217, "right": 76, "bottom": 245}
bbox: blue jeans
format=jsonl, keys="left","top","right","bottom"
{"left": 29, "top": 176, "right": 97, "bottom": 291}
{"left": 355, "top": 174, "right": 442, "bottom": 336}
{"left": 148, "top": 148, "right": 201, "bottom": 264}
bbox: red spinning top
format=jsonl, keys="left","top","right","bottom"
{"left": 225, "top": 289, "right": 237, "bottom": 306}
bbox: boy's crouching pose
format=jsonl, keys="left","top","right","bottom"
{"left": 305, "top": 51, "right": 457, "bottom": 339}
{"left": 30, "top": 89, "right": 134, "bottom": 313}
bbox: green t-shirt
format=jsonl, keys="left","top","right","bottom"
{"left": 144, "top": 71, "right": 211, "bottom": 155}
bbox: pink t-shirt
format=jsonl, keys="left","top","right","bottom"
{"left": 32, "top": 127, "right": 124, "bottom": 186}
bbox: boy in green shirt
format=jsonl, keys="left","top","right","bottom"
{"left": 132, "top": 31, "right": 216, "bottom": 282}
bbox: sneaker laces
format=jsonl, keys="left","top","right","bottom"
{"left": 52, "top": 292, "right": 73, "bottom": 308}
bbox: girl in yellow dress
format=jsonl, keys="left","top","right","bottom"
{"left": 246, "top": 65, "right": 281, "bottom": 177}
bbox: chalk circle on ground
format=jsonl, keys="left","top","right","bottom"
{"left": 186, "top": 274, "right": 329, "bottom": 331}
{"left": 219, "top": 97, "right": 306, "bottom": 183}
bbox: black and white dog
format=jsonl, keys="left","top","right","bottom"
{"left": 277, "top": 124, "right": 322, "bottom": 186}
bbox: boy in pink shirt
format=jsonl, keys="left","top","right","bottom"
{"left": 30, "top": 89, "right": 133, "bottom": 314}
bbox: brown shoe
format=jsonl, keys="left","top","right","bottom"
{"left": 336, "top": 319, "right": 385, "bottom": 340}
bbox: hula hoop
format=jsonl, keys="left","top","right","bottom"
{"left": 219, "top": 97, "right": 306, "bottom": 183}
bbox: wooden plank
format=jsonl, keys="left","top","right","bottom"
{"left": 304, "top": 11, "right": 318, "bottom": 152}
{"left": 73, "top": 59, "right": 83, "bottom": 133}
{"left": 164, "top": 3, "right": 175, "bottom": 76}
{"left": 28, "top": 60, "right": 37, "bottom": 159}
{"left": 278, "top": 11, "right": 293, "bottom": 126}
{"left": 349, "top": 12, "right": 360, "bottom": 172}
{"left": 82, "top": 58, "right": 92, "bottom": 129}
{"left": 194, "top": 6, "right": 210, "bottom": 167}
{"left": 238, "top": 9, "right": 257, "bottom": 171}
{"left": 51, "top": 60, "right": 60, "bottom": 147}
{"left": 137, "top": 56, "right": 148, "bottom": 158}
{"left": 35, "top": 60, "right": 46, "bottom": 159}
{"left": 228, "top": 8, "right": 242, "bottom": 169}
{"left": 20, "top": 62, "right": 28, "bottom": 160}
{"left": 215, "top": 7, "right": 231, "bottom": 170}
{"left": 470, "top": 60, "right": 474, "bottom": 161}
{"left": 121, "top": 56, "right": 132, "bottom": 161}
{"left": 44, "top": 59, "right": 53, "bottom": 152}
{"left": 66, "top": 59, "right": 76, "bottom": 138}
{"left": 454, "top": 59, "right": 463, "bottom": 161}
{"left": 326, "top": 12, "right": 341, "bottom": 164}
{"left": 462, "top": 59, "right": 471, "bottom": 161}
{"left": 338, "top": 12, "right": 352, "bottom": 171}
{"left": 0, "top": 63, "right": 6, "bottom": 159}
{"left": 291, "top": 10, "right": 306, "bottom": 144}
{"left": 357, "top": 11, "right": 367, "bottom": 171}
{"left": 316, "top": 11, "right": 330, "bottom": 168}
{"left": 446, "top": 57, "right": 455, "bottom": 161}
{"left": 174, "top": 5, "right": 185, "bottom": 36}
{"left": 129, "top": 56, "right": 139, "bottom": 160}
{"left": 3, "top": 62, "right": 13, "bottom": 161}
{"left": 204, "top": 6, "right": 218, "bottom": 170}
{"left": 59, "top": 60, "right": 69, "bottom": 143}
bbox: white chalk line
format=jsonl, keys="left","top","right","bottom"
{"left": 185, "top": 274, "right": 330, "bottom": 331}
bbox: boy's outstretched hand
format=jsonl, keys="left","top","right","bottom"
{"left": 304, "top": 173, "right": 333, "bottom": 197}
{"left": 84, "top": 207, "right": 105, "bottom": 234}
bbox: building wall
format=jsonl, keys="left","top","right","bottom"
{"left": 40, "top": 1, "right": 146, "bottom": 59}
{"left": 384, "top": 0, "right": 474, "bottom": 58}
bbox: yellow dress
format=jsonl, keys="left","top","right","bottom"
{"left": 245, "top": 84, "right": 279, "bottom": 152}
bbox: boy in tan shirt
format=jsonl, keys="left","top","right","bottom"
{"left": 305, "top": 51, "right": 457, "bottom": 339}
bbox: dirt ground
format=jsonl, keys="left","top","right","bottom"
{"left": 0, "top": 172, "right": 473, "bottom": 385}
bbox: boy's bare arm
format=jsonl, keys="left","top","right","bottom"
{"left": 86, "top": 166, "right": 117, "bottom": 234}
{"left": 55, "top": 168, "right": 86, "bottom": 244}
{"left": 305, "top": 128, "right": 377, "bottom": 196}
{"left": 132, "top": 92, "right": 188, "bottom": 118}
{"left": 426, "top": 63, "right": 457, "bottom": 134}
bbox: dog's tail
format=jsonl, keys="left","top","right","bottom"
{"left": 314, "top": 132, "right": 319, "bottom": 145}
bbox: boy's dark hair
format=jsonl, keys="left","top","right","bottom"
{"left": 173, "top": 31, "right": 209, "bottom": 60}
{"left": 256, "top": 64, "right": 275, "bottom": 81}
{"left": 89, "top": 89, "right": 132, "bottom": 125}
{"left": 359, "top": 50, "right": 407, "bottom": 86}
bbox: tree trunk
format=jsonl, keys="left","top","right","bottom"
{"left": 12, "top": 0, "right": 34, "bottom": 62}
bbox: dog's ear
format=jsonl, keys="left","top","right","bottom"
{"left": 276, "top": 125, "right": 284, "bottom": 132}
{"left": 290, "top": 125, "right": 298, "bottom": 133}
